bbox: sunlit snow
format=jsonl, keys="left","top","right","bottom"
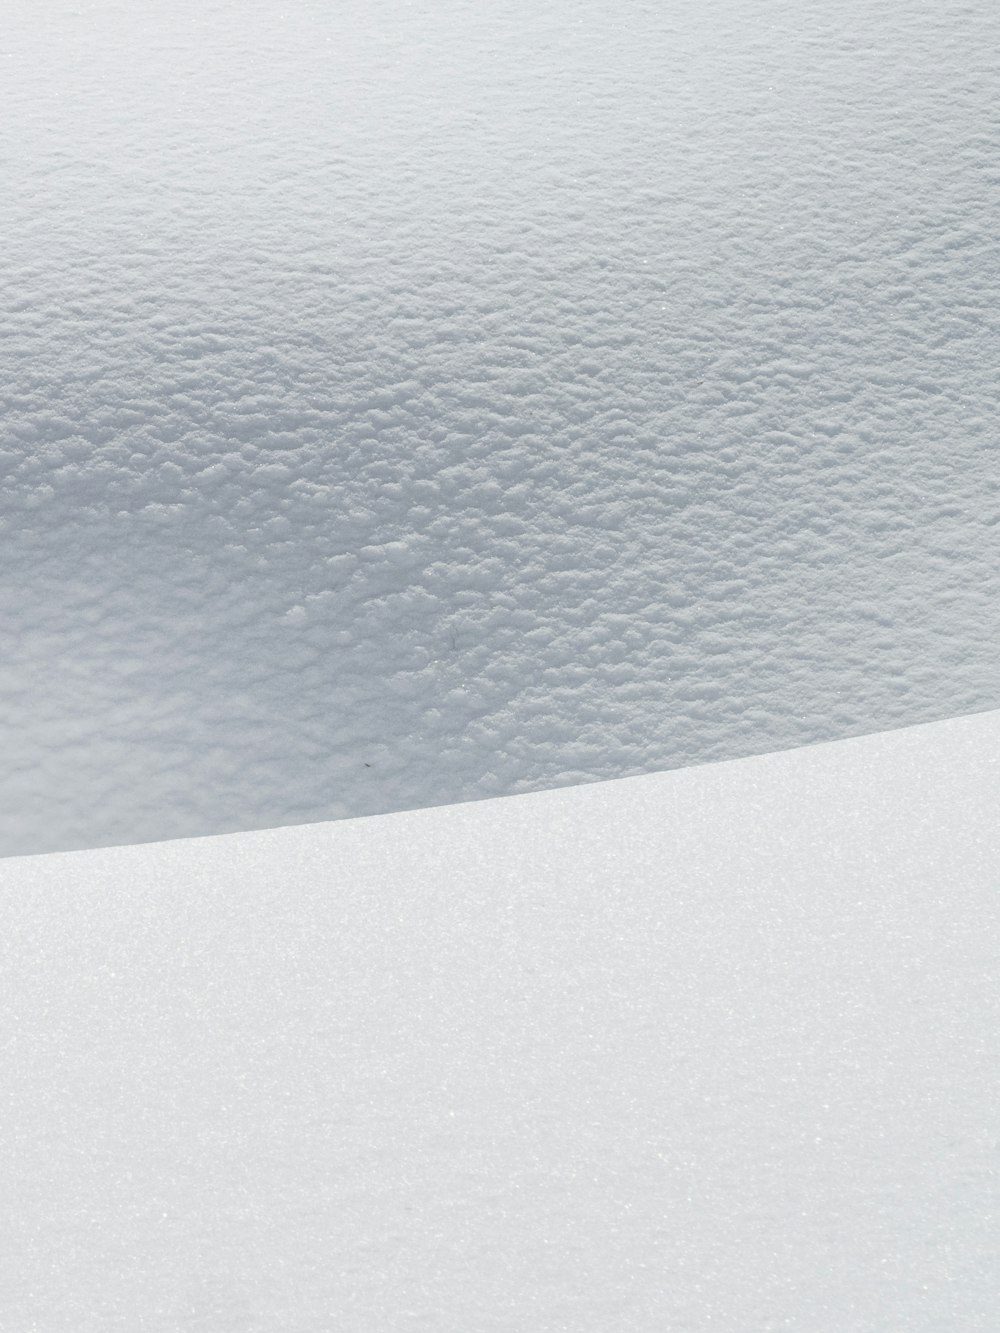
{"left": 4, "top": 0, "right": 1000, "bottom": 853}
{"left": 3, "top": 709, "right": 999, "bottom": 1330}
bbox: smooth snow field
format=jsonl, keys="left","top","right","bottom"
{"left": 4, "top": 0, "right": 1000, "bottom": 855}
{"left": 3, "top": 709, "right": 999, "bottom": 1330}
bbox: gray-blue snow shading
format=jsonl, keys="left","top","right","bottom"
{"left": 2, "top": 0, "right": 999, "bottom": 853}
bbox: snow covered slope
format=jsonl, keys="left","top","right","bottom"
{"left": 3, "top": 709, "right": 999, "bottom": 1330}
{"left": 4, "top": 0, "right": 1000, "bottom": 854}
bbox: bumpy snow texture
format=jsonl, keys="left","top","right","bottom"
{"left": 4, "top": 0, "right": 999, "bottom": 854}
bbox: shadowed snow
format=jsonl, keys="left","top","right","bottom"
{"left": 3, "top": 0, "right": 999, "bottom": 852}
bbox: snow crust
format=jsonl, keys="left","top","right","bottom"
{"left": 4, "top": 0, "right": 1000, "bottom": 854}
{"left": 3, "top": 709, "right": 999, "bottom": 1330}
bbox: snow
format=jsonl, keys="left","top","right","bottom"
{"left": 2, "top": 708, "right": 999, "bottom": 1329}
{"left": 4, "top": 0, "right": 1000, "bottom": 854}
{"left": 4, "top": 5, "right": 999, "bottom": 1314}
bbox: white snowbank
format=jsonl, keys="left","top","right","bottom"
{"left": 3, "top": 709, "right": 998, "bottom": 1329}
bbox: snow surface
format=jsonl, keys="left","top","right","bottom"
{"left": 2, "top": 708, "right": 999, "bottom": 1330}
{"left": 4, "top": 0, "right": 1000, "bottom": 854}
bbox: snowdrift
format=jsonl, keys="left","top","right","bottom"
{"left": 3, "top": 709, "right": 998, "bottom": 1330}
